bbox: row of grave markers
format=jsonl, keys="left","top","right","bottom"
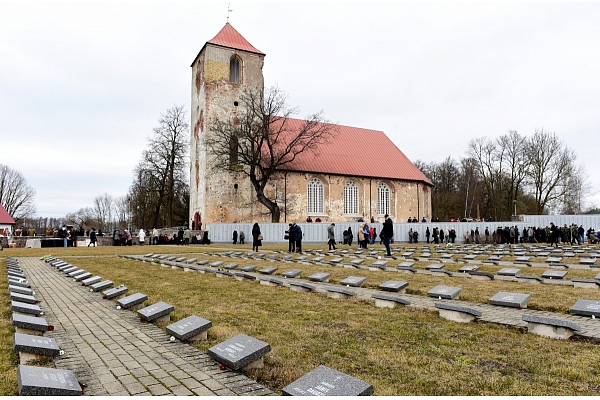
{"left": 39, "top": 255, "right": 374, "bottom": 396}
{"left": 6, "top": 257, "right": 82, "bottom": 396}
{"left": 130, "top": 252, "right": 600, "bottom": 341}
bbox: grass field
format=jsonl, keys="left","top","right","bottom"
{"left": 2, "top": 242, "right": 600, "bottom": 395}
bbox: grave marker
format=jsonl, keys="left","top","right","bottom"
{"left": 117, "top": 293, "right": 148, "bottom": 311}
{"left": 166, "top": 315, "right": 212, "bottom": 341}
{"left": 12, "top": 314, "right": 51, "bottom": 335}
{"left": 207, "top": 333, "right": 271, "bottom": 371}
{"left": 339, "top": 276, "right": 366, "bottom": 287}
{"left": 281, "top": 365, "right": 373, "bottom": 396}
{"left": 17, "top": 365, "right": 82, "bottom": 396}
{"left": 522, "top": 315, "right": 580, "bottom": 340}
{"left": 138, "top": 301, "right": 174, "bottom": 323}
{"left": 489, "top": 292, "right": 531, "bottom": 308}
{"left": 11, "top": 301, "right": 42, "bottom": 316}
{"left": 427, "top": 286, "right": 462, "bottom": 300}
{"left": 569, "top": 299, "right": 600, "bottom": 318}
{"left": 14, "top": 333, "right": 60, "bottom": 364}
{"left": 378, "top": 280, "right": 408, "bottom": 293}
{"left": 102, "top": 286, "right": 128, "bottom": 300}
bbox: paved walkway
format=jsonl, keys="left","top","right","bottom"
{"left": 17, "top": 257, "right": 275, "bottom": 396}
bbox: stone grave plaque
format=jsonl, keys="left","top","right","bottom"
{"left": 209, "top": 261, "right": 224, "bottom": 268}
{"left": 537, "top": 252, "right": 550, "bottom": 257}
{"left": 117, "top": 293, "right": 148, "bottom": 309}
{"left": 378, "top": 280, "right": 408, "bottom": 292}
{"left": 580, "top": 258, "right": 597, "bottom": 265}
{"left": 488, "top": 255, "right": 502, "bottom": 261}
{"left": 425, "top": 263, "right": 444, "bottom": 270}
{"left": 61, "top": 267, "right": 78, "bottom": 274}
{"left": 541, "top": 270, "right": 567, "bottom": 280}
{"left": 8, "top": 285, "right": 33, "bottom": 296}
{"left": 420, "top": 252, "right": 432, "bottom": 258}
{"left": 74, "top": 272, "right": 92, "bottom": 282}
{"left": 234, "top": 272, "right": 256, "bottom": 281}
{"left": 17, "top": 365, "right": 82, "bottom": 396}
{"left": 196, "top": 260, "right": 210, "bottom": 265}
{"left": 563, "top": 252, "right": 576, "bottom": 257}
{"left": 253, "top": 253, "right": 266, "bottom": 259}
{"left": 310, "top": 257, "right": 324, "bottom": 263}
{"left": 458, "top": 266, "right": 479, "bottom": 273}
{"left": 223, "top": 263, "right": 239, "bottom": 270}
{"left": 570, "top": 299, "right": 600, "bottom": 317}
{"left": 103, "top": 286, "right": 128, "bottom": 300}
{"left": 489, "top": 292, "right": 531, "bottom": 308}
{"left": 281, "top": 270, "right": 302, "bottom": 278}
{"left": 427, "top": 286, "right": 462, "bottom": 300}
{"left": 401, "top": 252, "right": 414, "bottom": 257}
{"left": 240, "top": 265, "right": 257, "bottom": 272}
{"left": 497, "top": 268, "right": 520, "bottom": 276}
{"left": 259, "top": 267, "right": 278, "bottom": 275}
{"left": 11, "top": 301, "right": 42, "bottom": 316}
{"left": 282, "top": 255, "right": 293, "bottom": 261}
{"left": 8, "top": 271, "right": 26, "bottom": 279}
{"left": 14, "top": 333, "right": 60, "bottom": 357}
{"left": 143, "top": 253, "right": 154, "bottom": 258}
{"left": 441, "top": 254, "right": 454, "bottom": 259}
{"left": 90, "top": 280, "right": 114, "bottom": 292}
{"left": 259, "top": 277, "right": 284, "bottom": 287}
{"left": 515, "top": 256, "right": 531, "bottom": 262}
{"left": 339, "top": 276, "right": 366, "bottom": 287}
{"left": 166, "top": 315, "right": 212, "bottom": 341}
{"left": 185, "top": 258, "right": 198, "bottom": 264}
{"left": 346, "top": 259, "right": 364, "bottom": 266}
{"left": 289, "top": 282, "right": 316, "bottom": 292}
{"left": 175, "top": 257, "right": 187, "bottom": 262}
{"left": 267, "top": 254, "right": 279, "bottom": 261}
{"left": 329, "top": 258, "right": 345, "bottom": 264}
{"left": 295, "top": 255, "right": 308, "bottom": 261}
{"left": 166, "top": 256, "right": 177, "bottom": 261}
{"left": 138, "top": 301, "right": 174, "bottom": 322}
{"left": 282, "top": 364, "right": 373, "bottom": 396}
{"left": 207, "top": 333, "right": 271, "bottom": 370}
{"left": 307, "top": 272, "right": 331, "bottom": 282}
{"left": 67, "top": 269, "right": 85, "bottom": 277}
{"left": 463, "top": 254, "right": 477, "bottom": 261}
{"left": 8, "top": 279, "right": 30, "bottom": 289}
{"left": 546, "top": 257, "right": 562, "bottom": 263}
{"left": 12, "top": 314, "right": 49, "bottom": 333}
{"left": 10, "top": 292, "right": 37, "bottom": 305}
{"left": 81, "top": 276, "right": 101, "bottom": 286}
{"left": 397, "top": 261, "right": 414, "bottom": 268}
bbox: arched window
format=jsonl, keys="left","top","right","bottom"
{"left": 307, "top": 178, "right": 324, "bottom": 214}
{"left": 229, "top": 56, "right": 240, "bottom": 83}
{"left": 377, "top": 182, "right": 390, "bottom": 216}
{"left": 344, "top": 181, "right": 358, "bottom": 214}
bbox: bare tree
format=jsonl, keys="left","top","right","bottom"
{"left": 0, "top": 164, "right": 36, "bottom": 222}
{"left": 93, "top": 193, "right": 115, "bottom": 232}
{"left": 525, "top": 129, "right": 575, "bottom": 214}
{"left": 65, "top": 207, "right": 95, "bottom": 228}
{"left": 497, "top": 130, "right": 529, "bottom": 217}
{"left": 128, "top": 106, "right": 189, "bottom": 228}
{"left": 559, "top": 164, "right": 592, "bottom": 214}
{"left": 207, "top": 86, "right": 338, "bottom": 222}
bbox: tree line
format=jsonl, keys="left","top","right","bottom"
{"left": 415, "top": 129, "right": 591, "bottom": 222}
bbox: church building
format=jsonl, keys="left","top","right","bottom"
{"left": 189, "top": 23, "right": 432, "bottom": 225}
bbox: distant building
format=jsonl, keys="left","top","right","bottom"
{"left": 189, "top": 23, "right": 432, "bottom": 225}
{"left": 0, "top": 204, "right": 15, "bottom": 235}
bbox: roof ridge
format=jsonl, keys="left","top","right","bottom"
{"left": 207, "top": 23, "right": 265, "bottom": 55}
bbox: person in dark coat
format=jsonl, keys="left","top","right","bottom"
{"left": 381, "top": 214, "right": 394, "bottom": 256}
{"left": 293, "top": 223, "right": 303, "bottom": 253}
{"left": 233, "top": 230, "right": 238, "bottom": 245}
{"left": 252, "top": 223, "right": 262, "bottom": 252}
{"left": 285, "top": 223, "right": 295, "bottom": 253}
{"left": 347, "top": 227, "right": 353, "bottom": 246}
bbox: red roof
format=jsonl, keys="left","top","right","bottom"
{"left": 0, "top": 204, "right": 15, "bottom": 225}
{"left": 274, "top": 118, "right": 433, "bottom": 185}
{"left": 191, "top": 23, "right": 264, "bottom": 66}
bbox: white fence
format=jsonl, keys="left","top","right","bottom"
{"left": 205, "top": 215, "right": 600, "bottom": 244}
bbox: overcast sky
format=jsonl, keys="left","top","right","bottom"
{"left": 2, "top": 1, "right": 599, "bottom": 218}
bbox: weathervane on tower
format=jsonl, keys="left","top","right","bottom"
{"left": 227, "top": 3, "right": 233, "bottom": 22}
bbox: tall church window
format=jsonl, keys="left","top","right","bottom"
{"left": 377, "top": 182, "right": 390, "bottom": 216}
{"left": 229, "top": 135, "right": 239, "bottom": 165}
{"left": 344, "top": 181, "right": 358, "bottom": 214}
{"left": 307, "top": 178, "right": 324, "bottom": 214}
{"left": 229, "top": 56, "right": 241, "bottom": 83}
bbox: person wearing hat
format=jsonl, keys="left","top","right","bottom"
{"left": 381, "top": 214, "right": 394, "bottom": 257}
{"left": 327, "top": 223, "right": 336, "bottom": 251}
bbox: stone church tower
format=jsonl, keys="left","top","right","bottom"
{"left": 189, "top": 23, "right": 266, "bottom": 228}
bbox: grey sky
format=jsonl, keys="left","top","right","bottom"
{"left": 2, "top": 1, "right": 599, "bottom": 218}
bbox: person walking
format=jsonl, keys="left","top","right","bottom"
{"left": 381, "top": 214, "right": 394, "bottom": 256}
{"left": 252, "top": 223, "right": 262, "bottom": 252}
{"left": 239, "top": 231, "right": 245, "bottom": 245}
{"left": 138, "top": 228, "right": 146, "bottom": 245}
{"left": 183, "top": 227, "right": 191, "bottom": 245}
{"left": 88, "top": 228, "right": 97, "bottom": 247}
{"left": 347, "top": 227, "right": 353, "bottom": 246}
{"left": 233, "top": 230, "right": 238, "bottom": 245}
{"left": 152, "top": 228, "right": 159, "bottom": 245}
{"left": 293, "top": 223, "right": 303, "bottom": 253}
{"left": 327, "top": 223, "right": 336, "bottom": 251}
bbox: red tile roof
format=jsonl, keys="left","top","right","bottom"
{"left": 274, "top": 118, "right": 433, "bottom": 185}
{"left": 207, "top": 23, "right": 264, "bottom": 55}
{"left": 191, "top": 23, "right": 264, "bottom": 66}
{"left": 0, "top": 204, "right": 15, "bottom": 225}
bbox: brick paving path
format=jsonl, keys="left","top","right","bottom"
{"left": 17, "top": 257, "right": 274, "bottom": 396}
